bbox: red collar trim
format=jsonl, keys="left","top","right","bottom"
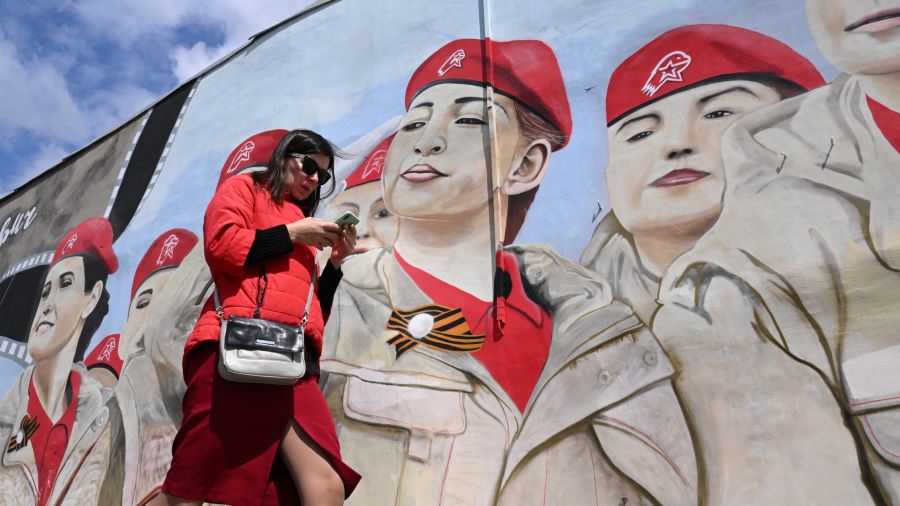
{"left": 866, "top": 95, "right": 900, "bottom": 153}
{"left": 394, "top": 249, "right": 544, "bottom": 330}
{"left": 28, "top": 369, "right": 81, "bottom": 427}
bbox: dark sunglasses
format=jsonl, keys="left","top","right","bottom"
{"left": 286, "top": 153, "right": 332, "bottom": 186}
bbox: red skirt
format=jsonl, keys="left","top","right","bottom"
{"left": 161, "top": 342, "right": 360, "bottom": 505}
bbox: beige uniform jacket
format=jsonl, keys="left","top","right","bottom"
{"left": 321, "top": 245, "right": 697, "bottom": 505}
{"left": 654, "top": 74, "right": 900, "bottom": 504}
{"left": 122, "top": 244, "right": 213, "bottom": 505}
{"left": 0, "top": 364, "right": 122, "bottom": 505}
{"left": 580, "top": 212, "right": 660, "bottom": 326}
{"left": 114, "top": 337, "right": 178, "bottom": 506}
{"left": 142, "top": 244, "right": 214, "bottom": 426}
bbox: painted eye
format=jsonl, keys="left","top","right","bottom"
{"left": 402, "top": 121, "right": 426, "bottom": 131}
{"left": 455, "top": 117, "right": 486, "bottom": 125}
{"left": 41, "top": 286, "right": 50, "bottom": 299}
{"left": 704, "top": 110, "right": 733, "bottom": 119}
{"left": 374, "top": 208, "right": 391, "bottom": 219}
{"left": 136, "top": 298, "right": 150, "bottom": 310}
{"left": 60, "top": 278, "right": 73, "bottom": 289}
{"left": 626, "top": 130, "right": 652, "bottom": 143}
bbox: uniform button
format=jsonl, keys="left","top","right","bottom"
{"left": 643, "top": 350, "right": 658, "bottom": 366}
{"left": 408, "top": 313, "right": 435, "bottom": 339}
{"left": 598, "top": 369, "right": 612, "bottom": 385}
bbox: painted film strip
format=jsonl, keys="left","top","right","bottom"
{"left": 1, "top": 250, "right": 53, "bottom": 284}
{"left": 134, "top": 80, "right": 200, "bottom": 216}
{"left": 104, "top": 112, "right": 151, "bottom": 220}
{"left": 0, "top": 335, "right": 32, "bottom": 368}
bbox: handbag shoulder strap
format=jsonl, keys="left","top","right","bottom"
{"left": 299, "top": 259, "right": 318, "bottom": 331}
{"left": 214, "top": 258, "right": 319, "bottom": 330}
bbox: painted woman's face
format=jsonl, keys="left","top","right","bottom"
{"left": 326, "top": 182, "right": 398, "bottom": 251}
{"left": 806, "top": 0, "right": 900, "bottom": 75}
{"left": 383, "top": 82, "right": 524, "bottom": 222}
{"left": 28, "top": 256, "right": 99, "bottom": 362}
{"left": 121, "top": 269, "right": 174, "bottom": 350}
{"left": 606, "top": 80, "right": 782, "bottom": 239}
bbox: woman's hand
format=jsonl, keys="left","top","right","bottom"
{"left": 286, "top": 218, "right": 341, "bottom": 250}
{"left": 330, "top": 225, "right": 358, "bottom": 267}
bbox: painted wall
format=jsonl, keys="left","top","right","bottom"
{"left": 1, "top": 0, "right": 898, "bottom": 503}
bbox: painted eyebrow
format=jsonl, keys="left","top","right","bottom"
{"left": 698, "top": 86, "right": 758, "bottom": 104}
{"left": 59, "top": 271, "right": 74, "bottom": 281}
{"left": 453, "top": 96, "right": 509, "bottom": 117}
{"left": 615, "top": 113, "right": 661, "bottom": 134}
{"left": 138, "top": 288, "right": 153, "bottom": 299}
{"left": 410, "top": 101, "right": 434, "bottom": 109}
{"left": 454, "top": 96, "right": 486, "bottom": 104}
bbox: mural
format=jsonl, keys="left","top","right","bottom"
{"left": 0, "top": 0, "right": 897, "bottom": 504}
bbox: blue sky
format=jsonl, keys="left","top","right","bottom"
{"left": 0, "top": 0, "right": 315, "bottom": 199}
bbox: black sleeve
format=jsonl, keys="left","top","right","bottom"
{"left": 318, "top": 261, "right": 344, "bottom": 315}
{"left": 244, "top": 225, "right": 294, "bottom": 266}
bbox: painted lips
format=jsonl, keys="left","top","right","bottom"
{"left": 402, "top": 164, "right": 447, "bottom": 183}
{"left": 34, "top": 321, "right": 54, "bottom": 335}
{"left": 651, "top": 169, "right": 710, "bottom": 187}
{"left": 845, "top": 8, "right": 900, "bottom": 32}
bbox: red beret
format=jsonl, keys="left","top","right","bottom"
{"left": 131, "top": 228, "right": 198, "bottom": 300}
{"left": 606, "top": 24, "right": 826, "bottom": 125}
{"left": 406, "top": 38, "right": 572, "bottom": 150}
{"left": 217, "top": 129, "right": 289, "bottom": 188}
{"left": 344, "top": 134, "right": 394, "bottom": 189}
{"left": 51, "top": 217, "right": 118, "bottom": 274}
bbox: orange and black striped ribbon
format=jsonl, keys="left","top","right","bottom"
{"left": 8, "top": 415, "right": 39, "bottom": 453}
{"left": 386, "top": 304, "right": 486, "bottom": 358}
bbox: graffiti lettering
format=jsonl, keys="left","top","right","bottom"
{"left": 0, "top": 206, "right": 38, "bottom": 251}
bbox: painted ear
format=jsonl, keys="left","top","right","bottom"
{"left": 502, "top": 139, "right": 551, "bottom": 196}
{"left": 81, "top": 280, "right": 104, "bottom": 320}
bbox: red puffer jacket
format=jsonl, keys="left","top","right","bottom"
{"left": 184, "top": 174, "right": 324, "bottom": 360}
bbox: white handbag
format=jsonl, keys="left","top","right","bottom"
{"left": 214, "top": 268, "right": 316, "bottom": 385}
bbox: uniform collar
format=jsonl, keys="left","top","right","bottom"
{"left": 27, "top": 368, "right": 81, "bottom": 430}
{"left": 2, "top": 366, "right": 108, "bottom": 504}
{"left": 383, "top": 250, "right": 522, "bottom": 417}
{"left": 394, "top": 249, "right": 545, "bottom": 333}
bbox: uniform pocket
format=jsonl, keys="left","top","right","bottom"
{"left": 844, "top": 345, "right": 900, "bottom": 466}
{"left": 343, "top": 376, "right": 466, "bottom": 461}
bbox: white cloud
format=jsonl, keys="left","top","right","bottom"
{"left": 69, "top": 0, "right": 315, "bottom": 84}
{"left": 0, "top": 31, "right": 87, "bottom": 144}
{"left": 0, "top": 0, "right": 317, "bottom": 199}
{"left": 171, "top": 41, "right": 233, "bottom": 82}
{"left": 70, "top": 0, "right": 193, "bottom": 43}
{"left": 0, "top": 27, "right": 159, "bottom": 198}
{"left": 167, "top": 0, "right": 315, "bottom": 82}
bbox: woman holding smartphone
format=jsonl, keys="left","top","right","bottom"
{"left": 152, "top": 129, "right": 361, "bottom": 506}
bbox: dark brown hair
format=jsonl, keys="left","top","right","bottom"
{"left": 75, "top": 253, "right": 110, "bottom": 362}
{"left": 504, "top": 103, "right": 565, "bottom": 244}
{"left": 253, "top": 129, "right": 345, "bottom": 215}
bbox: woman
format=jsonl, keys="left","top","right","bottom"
{"left": 651, "top": 12, "right": 900, "bottom": 503}
{"left": 82, "top": 228, "right": 198, "bottom": 504}
{"left": 581, "top": 24, "right": 826, "bottom": 323}
{"left": 323, "top": 134, "right": 399, "bottom": 254}
{"left": 153, "top": 130, "right": 361, "bottom": 506}
{"left": 582, "top": 25, "right": 877, "bottom": 504}
{"left": 0, "top": 217, "right": 122, "bottom": 504}
{"left": 85, "top": 228, "right": 198, "bottom": 389}
{"left": 142, "top": 128, "right": 292, "bottom": 427}
{"left": 320, "top": 39, "right": 696, "bottom": 505}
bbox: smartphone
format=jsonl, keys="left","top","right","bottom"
{"left": 334, "top": 210, "right": 360, "bottom": 227}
